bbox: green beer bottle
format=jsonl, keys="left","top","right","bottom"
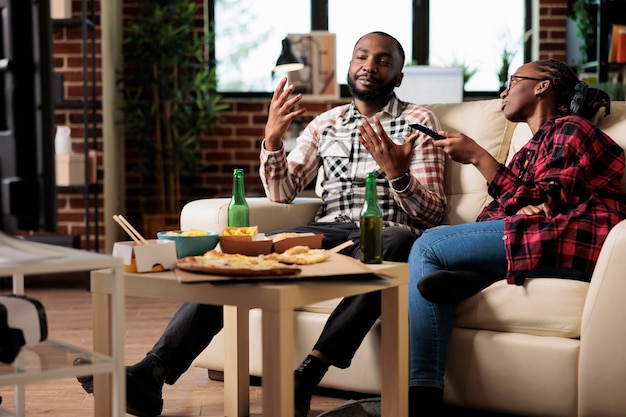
{"left": 228, "top": 168, "right": 250, "bottom": 227}
{"left": 360, "top": 171, "right": 383, "bottom": 264}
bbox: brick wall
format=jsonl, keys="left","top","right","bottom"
{"left": 52, "top": 0, "right": 568, "bottom": 251}
{"left": 538, "top": 0, "right": 569, "bottom": 62}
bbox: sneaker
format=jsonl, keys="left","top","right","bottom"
{"left": 294, "top": 355, "right": 329, "bottom": 417}
{"left": 74, "top": 357, "right": 164, "bottom": 417}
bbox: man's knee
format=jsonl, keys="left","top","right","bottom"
{"left": 382, "top": 227, "right": 417, "bottom": 262}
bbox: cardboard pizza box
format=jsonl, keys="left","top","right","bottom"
{"left": 220, "top": 226, "right": 272, "bottom": 255}
{"left": 219, "top": 237, "right": 273, "bottom": 256}
{"left": 272, "top": 233, "right": 324, "bottom": 253}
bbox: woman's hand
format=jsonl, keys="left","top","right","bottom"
{"left": 432, "top": 132, "right": 485, "bottom": 165}
{"left": 516, "top": 202, "right": 553, "bottom": 217}
{"left": 264, "top": 77, "right": 307, "bottom": 151}
{"left": 433, "top": 132, "right": 500, "bottom": 183}
{"left": 358, "top": 117, "right": 417, "bottom": 179}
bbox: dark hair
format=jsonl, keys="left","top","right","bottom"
{"left": 534, "top": 59, "right": 611, "bottom": 119}
{"left": 355, "top": 31, "right": 406, "bottom": 66}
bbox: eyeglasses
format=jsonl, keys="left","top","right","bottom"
{"left": 507, "top": 75, "right": 546, "bottom": 91}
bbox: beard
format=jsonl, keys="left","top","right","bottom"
{"left": 347, "top": 74, "right": 397, "bottom": 102}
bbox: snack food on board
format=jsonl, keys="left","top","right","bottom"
{"left": 263, "top": 245, "right": 328, "bottom": 265}
{"left": 176, "top": 250, "right": 301, "bottom": 276}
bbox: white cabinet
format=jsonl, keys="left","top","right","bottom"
{"left": 0, "top": 240, "right": 124, "bottom": 416}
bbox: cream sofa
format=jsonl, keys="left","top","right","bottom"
{"left": 180, "top": 99, "right": 626, "bottom": 417}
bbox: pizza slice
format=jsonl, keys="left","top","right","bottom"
{"left": 263, "top": 245, "right": 328, "bottom": 265}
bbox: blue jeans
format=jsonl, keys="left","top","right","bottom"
{"left": 407, "top": 220, "right": 590, "bottom": 389}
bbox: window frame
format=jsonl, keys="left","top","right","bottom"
{"left": 208, "top": 0, "right": 533, "bottom": 98}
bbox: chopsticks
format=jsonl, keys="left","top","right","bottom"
{"left": 329, "top": 240, "right": 354, "bottom": 253}
{"left": 113, "top": 214, "right": 149, "bottom": 245}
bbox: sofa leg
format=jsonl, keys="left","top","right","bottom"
{"left": 208, "top": 370, "right": 224, "bottom": 381}
{"left": 206, "top": 369, "right": 262, "bottom": 386}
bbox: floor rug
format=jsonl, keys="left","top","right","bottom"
{"left": 317, "top": 397, "right": 381, "bottom": 417}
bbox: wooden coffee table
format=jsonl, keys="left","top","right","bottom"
{"left": 90, "top": 259, "right": 409, "bottom": 416}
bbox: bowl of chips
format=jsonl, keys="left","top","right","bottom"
{"left": 157, "top": 229, "right": 219, "bottom": 258}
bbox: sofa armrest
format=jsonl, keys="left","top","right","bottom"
{"left": 578, "top": 219, "right": 626, "bottom": 415}
{"left": 180, "top": 197, "right": 323, "bottom": 233}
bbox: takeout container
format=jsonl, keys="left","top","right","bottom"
{"left": 112, "top": 239, "right": 178, "bottom": 273}
{"left": 219, "top": 227, "right": 323, "bottom": 256}
{"left": 219, "top": 226, "right": 272, "bottom": 255}
{"left": 272, "top": 233, "right": 324, "bottom": 253}
{"left": 157, "top": 230, "right": 219, "bottom": 258}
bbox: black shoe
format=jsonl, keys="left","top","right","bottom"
{"left": 409, "top": 386, "right": 443, "bottom": 417}
{"left": 125, "top": 366, "right": 164, "bottom": 417}
{"left": 417, "top": 270, "right": 500, "bottom": 304}
{"left": 294, "top": 354, "right": 329, "bottom": 417}
{"left": 74, "top": 356, "right": 165, "bottom": 417}
{"left": 74, "top": 357, "right": 95, "bottom": 393}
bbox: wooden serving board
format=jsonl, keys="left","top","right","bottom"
{"left": 175, "top": 252, "right": 389, "bottom": 284}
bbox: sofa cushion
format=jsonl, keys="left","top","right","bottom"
{"left": 300, "top": 278, "right": 588, "bottom": 339}
{"left": 454, "top": 278, "right": 589, "bottom": 338}
{"left": 423, "top": 99, "right": 517, "bottom": 225}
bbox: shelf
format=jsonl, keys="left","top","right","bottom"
{"left": 51, "top": 17, "right": 95, "bottom": 29}
{"left": 581, "top": 0, "right": 626, "bottom": 82}
{"left": 55, "top": 100, "right": 98, "bottom": 110}
{"left": 0, "top": 241, "right": 121, "bottom": 278}
{"left": 0, "top": 239, "right": 124, "bottom": 416}
{"left": 0, "top": 339, "right": 113, "bottom": 385}
{"left": 56, "top": 183, "right": 99, "bottom": 193}
{"left": 51, "top": 0, "right": 100, "bottom": 251}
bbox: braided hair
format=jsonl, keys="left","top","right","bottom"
{"left": 533, "top": 59, "right": 611, "bottom": 120}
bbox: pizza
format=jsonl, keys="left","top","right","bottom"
{"left": 176, "top": 250, "right": 301, "bottom": 276}
{"left": 263, "top": 245, "right": 329, "bottom": 265}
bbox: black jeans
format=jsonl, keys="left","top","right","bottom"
{"left": 149, "top": 222, "right": 417, "bottom": 382}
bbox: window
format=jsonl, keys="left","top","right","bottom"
{"left": 211, "top": 0, "right": 530, "bottom": 94}
{"left": 213, "top": 0, "right": 310, "bottom": 93}
{"left": 327, "top": 0, "right": 413, "bottom": 88}
{"left": 429, "top": 0, "right": 527, "bottom": 91}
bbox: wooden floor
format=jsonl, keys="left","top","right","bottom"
{"left": 0, "top": 274, "right": 519, "bottom": 417}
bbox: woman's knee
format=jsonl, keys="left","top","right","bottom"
{"left": 409, "top": 226, "right": 446, "bottom": 260}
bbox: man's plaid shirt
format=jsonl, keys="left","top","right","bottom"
{"left": 260, "top": 95, "right": 447, "bottom": 235}
{"left": 478, "top": 115, "right": 626, "bottom": 285}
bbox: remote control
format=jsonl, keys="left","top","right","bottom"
{"left": 409, "top": 122, "right": 445, "bottom": 140}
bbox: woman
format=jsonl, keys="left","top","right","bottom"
{"left": 407, "top": 59, "right": 626, "bottom": 415}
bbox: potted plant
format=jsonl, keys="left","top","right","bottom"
{"left": 498, "top": 46, "right": 517, "bottom": 93}
{"left": 569, "top": 0, "right": 597, "bottom": 64}
{"left": 448, "top": 58, "right": 478, "bottom": 91}
{"left": 118, "top": 0, "right": 227, "bottom": 235}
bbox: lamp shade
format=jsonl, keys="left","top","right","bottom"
{"left": 274, "top": 37, "right": 305, "bottom": 72}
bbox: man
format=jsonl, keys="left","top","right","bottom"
{"left": 76, "top": 31, "right": 446, "bottom": 417}
{"left": 261, "top": 31, "right": 446, "bottom": 417}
